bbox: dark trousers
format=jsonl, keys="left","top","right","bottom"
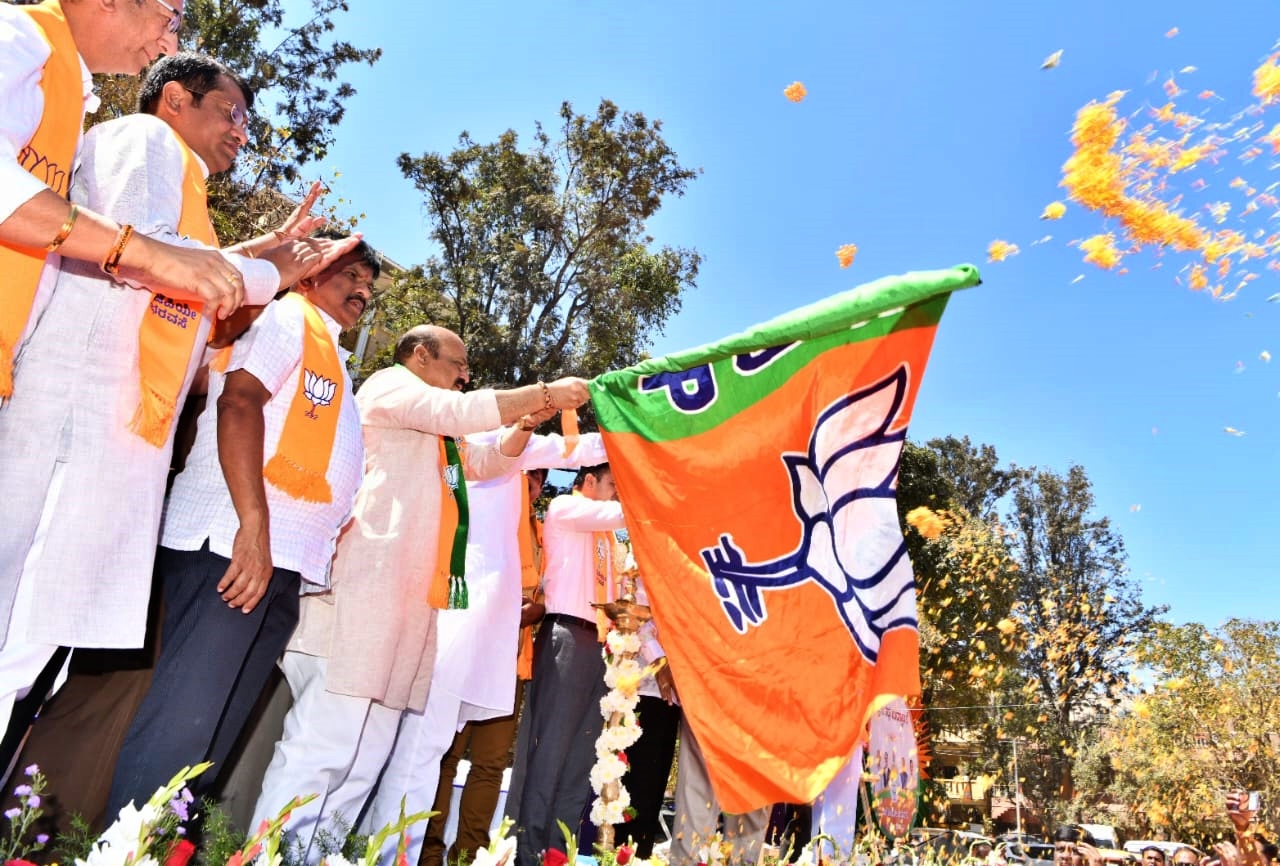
{"left": 510, "top": 616, "right": 606, "bottom": 866}
{"left": 421, "top": 680, "right": 525, "bottom": 866}
{"left": 107, "top": 544, "right": 300, "bottom": 817}
{"left": 614, "top": 694, "right": 680, "bottom": 859}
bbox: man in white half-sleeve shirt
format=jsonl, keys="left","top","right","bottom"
{"left": 251, "top": 324, "right": 592, "bottom": 865}
{"left": 107, "top": 230, "right": 378, "bottom": 814}
{"left": 0, "top": 52, "right": 354, "bottom": 742}
{"left": 510, "top": 464, "right": 626, "bottom": 866}
{"left": 372, "top": 427, "right": 608, "bottom": 866}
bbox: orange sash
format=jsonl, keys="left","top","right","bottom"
{"left": 130, "top": 130, "right": 216, "bottom": 446}
{"left": 260, "top": 293, "right": 345, "bottom": 502}
{"left": 0, "top": 0, "right": 82, "bottom": 396}
{"left": 516, "top": 478, "right": 543, "bottom": 680}
{"left": 428, "top": 434, "right": 470, "bottom": 610}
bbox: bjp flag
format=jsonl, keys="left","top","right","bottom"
{"left": 589, "top": 264, "right": 980, "bottom": 813}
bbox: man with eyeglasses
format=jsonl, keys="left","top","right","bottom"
{"left": 0, "top": 0, "right": 256, "bottom": 408}
{"left": 0, "top": 50, "right": 360, "bottom": 757}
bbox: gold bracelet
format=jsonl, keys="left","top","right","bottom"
{"left": 537, "top": 380, "right": 554, "bottom": 410}
{"left": 46, "top": 204, "right": 79, "bottom": 252}
{"left": 100, "top": 224, "right": 135, "bottom": 276}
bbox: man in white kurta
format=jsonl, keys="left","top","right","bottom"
{"left": 108, "top": 234, "right": 377, "bottom": 812}
{"left": 251, "top": 325, "right": 591, "bottom": 864}
{"left": 370, "top": 430, "right": 607, "bottom": 866}
{"left": 0, "top": 53, "right": 350, "bottom": 736}
{"left": 0, "top": 1, "right": 249, "bottom": 377}
{"left": 510, "top": 467, "right": 626, "bottom": 866}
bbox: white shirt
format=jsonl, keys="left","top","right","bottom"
{"left": 541, "top": 492, "right": 626, "bottom": 622}
{"left": 432, "top": 431, "right": 608, "bottom": 720}
{"left": 0, "top": 114, "right": 277, "bottom": 648}
{"left": 161, "top": 298, "right": 364, "bottom": 586}
{"left": 633, "top": 575, "right": 668, "bottom": 700}
{"left": 0, "top": 3, "right": 99, "bottom": 349}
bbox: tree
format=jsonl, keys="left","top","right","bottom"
{"left": 1004, "top": 465, "right": 1164, "bottom": 806}
{"left": 377, "top": 99, "right": 702, "bottom": 388}
{"left": 78, "top": 0, "right": 382, "bottom": 242}
{"left": 1103, "top": 619, "right": 1280, "bottom": 845}
{"left": 898, "top": 439, "right": 1023, "bottom": 739}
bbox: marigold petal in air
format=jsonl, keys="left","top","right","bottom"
{"left": 996, "top": 618, "right": 1017, "bottom": 635}
{"left": 1080, "top": 233, "right": 1122, "bottom": 270}
{"left": 905, "top": 506, "right": 945, "bottom": 540}
{"left": 783, "top": 81, "right": 807, "bottom": 103}
{"left": 1040, "top": 201, "right": 1067, "bottom": 220}
{"left": 987, "top": 239, "right": 1019, "bottom": 262}
{"left": 1254, "top": 55, "right": 1280, "bottom": 105}
{"left": 835, "top": 243, "right": 857, "bottom": 268}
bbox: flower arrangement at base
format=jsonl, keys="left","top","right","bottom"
{"left": 319, "top": 796, "right": 433, "bottom": 866}
{"left": 465, "top": 817, "right": 517, "bottom": 866}
{"left": 1, "top": 764, "right": 51, "bottom": 865}
{"left": 78, "top": 763, "right": 217, "bottom": 866}
{"left": 589, "top": 627, "right": 659, "bottom": 835}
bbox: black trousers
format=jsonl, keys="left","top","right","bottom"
{"left": 614, "top": 694, "right": 681, "bottom": 859}
{"left": 107, "top": 544, "right": 299, "bottom": 816}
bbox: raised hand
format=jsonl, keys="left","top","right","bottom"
{"left": 546, "top": 376, "right": 591, "bottom": 409}
{"left": 259, "top": 234, "right": 364, "bottom": 288}
{"left": 276, "top": 180, "right": 329, "bottom": 240}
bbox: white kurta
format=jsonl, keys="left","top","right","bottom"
{"left": 541, "top": 493, "right": 626, "bottom": 621}
{"left": 0, "top": 3, "right": 99, "bottom": 348}
{"left": 432, "top": 431, "right": 608, "bottom": 722}
{"left": 0, "top": 114, "right": 280, "bottom": 648}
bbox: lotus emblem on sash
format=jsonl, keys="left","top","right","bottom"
{"left": 303, "top": 369, "right": 337, "bottom": 418}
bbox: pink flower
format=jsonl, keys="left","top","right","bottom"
{"left": 543, "top": 848, "right": 569, "bottom": 866}
{"left": 617, "top": 845, "right": 634, "bottom": 865}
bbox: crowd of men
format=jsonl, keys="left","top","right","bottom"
{"left": 0, "top": 3, "right": 785, "bottom": 866}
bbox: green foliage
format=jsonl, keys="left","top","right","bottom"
{"left": 197, "top": 798, "right": 249, "bottom": 866}
{"left": 377, "top": 99, "right": 701, "bottom": 387}
{"left": 1004, "top": 464, "right": 1165, "bottom": 805}
{"left": 1102, "top": 619, "right": 1280, "bottom": 845}
{"left": 50, "top": 812, "right": 97, "bottom": 865}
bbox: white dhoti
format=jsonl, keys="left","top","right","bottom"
{"left": 251, "top": 652, "right": 401, "bottom": 863}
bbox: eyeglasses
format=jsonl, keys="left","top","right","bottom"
{"left": 183, "top": 88, "right": 250, "bottom": 130}
{"left": 152, "top": 0, "right": 182, "bottom": 33}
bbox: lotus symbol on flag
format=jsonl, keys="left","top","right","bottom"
{"left": 302, "top": 369, "right": 337, "bottom": 418}
{"left": 700, "top": 366, "right": 917, "bottom": 663}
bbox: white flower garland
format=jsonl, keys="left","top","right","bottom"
{"left": 589, "top": 629, "right": 645, "bottom": 829}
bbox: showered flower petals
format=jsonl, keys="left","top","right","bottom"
{"left": 835, "top": 243, "right": 858, "bottom": 268}
{"left": 905, "top": 506, "right": 945, "bottom": 540}
{"left": 783, "top": 81, "right": 807, "bottom": 103}
{"left": 1254, "top": 55, "right": 1280, "bottom": 105}
{"left": 987, "top": 240, "right": 1019, "bottom": 262}
{"left": 1040, "top": 201, "right": 1067, "bottom": 220}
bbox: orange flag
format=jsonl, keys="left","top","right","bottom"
{"left": 588, "top": 265, "right": 980, "bottom": 812}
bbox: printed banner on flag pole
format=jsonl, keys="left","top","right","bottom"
{"left": 589, "top": 265, "right": 979, "bottom": 813}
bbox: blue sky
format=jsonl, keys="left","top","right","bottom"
{"left": 279, "top": 0, "right": 1279, "bottom": 627}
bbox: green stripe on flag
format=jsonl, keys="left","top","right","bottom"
{"left": 590, "top": 264, "right": 980, "bottom": 441}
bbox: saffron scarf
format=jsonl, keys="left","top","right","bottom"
{"left": 130, "top": 129, "right": 217, "bottom": 446}
{"left": 428, "top": 435, "right": 470, "bottom": 610}
{"left": 592, "top": 527, "right": 615, "bottom": 642}
{"left": 516, "top": 479, "right": 543, "bottom": 680}
{"left": 0, "top": 0, "right": 81, "bottom": 396}
{"left": 260, "top": 293, "right": 345, "bottom": 502}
